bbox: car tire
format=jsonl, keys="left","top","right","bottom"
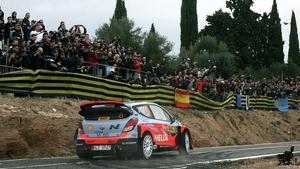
{"left": 179, "top": 131, "right": 191, "bottom": 156}
{"left": 138, "top": 132, "right": 153, "bottom": 159}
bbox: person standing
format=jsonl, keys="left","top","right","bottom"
{"left": 22, "top": 12, "right": 31, "bottom": 42}
{"left": 0, "top": 9, "right": 4, "bottom": 45}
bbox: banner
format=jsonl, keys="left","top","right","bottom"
{"left": 175, "top": 88, "right": 190, "bottom": 108}
{"left": 236, "top": 94, "right": 242, "bottom": 109}
{"left": 105, "top": 65, "right": 113, "bottom": 76}
{"left": 274, "top": 98, "right": 289, "bottom": 112}
{"left": 245, "top": 95, "right": 250, "bottom": 111}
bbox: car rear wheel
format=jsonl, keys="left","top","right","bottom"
{"left": 139, "top": 133, "right": 153, "bottom": 159}
{"left": 179, "top": 131, "right": 191, "bottom": 155}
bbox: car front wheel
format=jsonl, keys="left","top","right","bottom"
{"left": 179, "top": 131, "right": 191, "bottom": 155}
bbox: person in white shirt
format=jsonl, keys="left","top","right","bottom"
{"left": 30, "top": 24, "right": 44, "bottom": 42}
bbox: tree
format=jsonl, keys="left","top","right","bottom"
{"left": 96, "top": 17, "right": 145, "bottom": 52}
{"left": 180, "top": 0, "right": 198, "bottom": 49}
{"left": 142, "top": 23, "right": 173, "bottom": 64}
{"left": 268, "top": 0, "right": 284, "bottom": 64}
{"left": 288, "top": 11, "right": 300, "bottom": 66}
{"left": 113, "top": 0, "right": 127, "bottom": 20}
{"left": 200, "top": 9, "right": 234, "bottom": 50}
{"left": 181, "top": 36, "right": 237, "bottom": 78}
{"left": 96, "top": 0, "right": 144, "bottom": 52}
{"left": 150, "top": 23, "right": 156, "bottom": 33}
{"left": 225, "top": 0, "right": 262, "bottom": 69}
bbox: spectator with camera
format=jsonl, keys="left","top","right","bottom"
{"left": 30, "top": 47, "right": 45, "bottom": 70}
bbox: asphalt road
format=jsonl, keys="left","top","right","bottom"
{"left": 0, "top": 141, "right": 299, "bottom": 169}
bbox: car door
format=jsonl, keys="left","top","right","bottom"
{"left": 148, "top": 105, "right": 177, "bottom": 147}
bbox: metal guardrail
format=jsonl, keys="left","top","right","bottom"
{"left": 0, "top": 65, "right": 26, "bottom": 74}
{"left": 81, "top": 61, "right": 153, "bottom": 80}
{"left": 0, "top": 62, "right": 157, "bottom": 84}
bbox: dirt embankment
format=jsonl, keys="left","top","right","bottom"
{"left": 167, "top": 106, "right": 300, "bottom": 147}
{"left": 0, "top": 96, "right": 81, "bottom": 159}
{"left": 0, "top": 96, "right": 299, "bottom": 159}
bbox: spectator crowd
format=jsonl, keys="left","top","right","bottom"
{"left": 0, "top": 9, "right": 299, "bottom": 101}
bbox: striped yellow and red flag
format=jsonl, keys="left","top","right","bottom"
{"left": 175, "top": 88, "right": 190, "bottom": 108}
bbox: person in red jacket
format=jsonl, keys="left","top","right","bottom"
{"left": 197, "top": 78, "right": 204, "bottom": 94}
{"left": 84, "top": 49, "right": 100, "bottom": 76}
{"left": 134, "top": 55, "right": 142, "bottom": 80}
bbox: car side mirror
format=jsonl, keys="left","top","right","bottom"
{"left": 171, "top": 114, "right": 179, "bottom": 124}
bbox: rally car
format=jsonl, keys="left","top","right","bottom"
{"left": 75, "top": 101, "right": 192, "bottom": 160}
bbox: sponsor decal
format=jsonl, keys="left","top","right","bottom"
{"left": 167, "top": 125, "right": 177, "bottom": 135}
{"left": 162, "top": 125, "right": 177, "bottom": 135}
{"left": 109, "top": 124, "right": 120, "bottom": 130}
{"left": 155, "top": 134, "right": 168, "bottom": 142}
{"left": 87, "top": 124, "right": 93, "bottom": 131}
{"left": 99, "top": 126, "right": 105, "bottom": 130}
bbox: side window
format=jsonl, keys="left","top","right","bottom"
{"left": 134, "top": 105, "right": 154, "bottom": 118}
{"left": 149, "top": 105, "right": 171, "bottom": 122}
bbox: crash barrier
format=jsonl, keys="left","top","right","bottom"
{"left": 237, "top": 94, "right": 300, "bottom": 110}
{"left": 0, "top": 69, "right": 235, "bottom": 110}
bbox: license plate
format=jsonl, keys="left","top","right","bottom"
{"left": 98, "top": 116, "right": 110, "bottom": 120}
{"left": 92, "top": 145, "right": 111, "bottom": 151}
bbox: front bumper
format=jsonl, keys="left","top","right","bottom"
{"left": 76, "top": 138, "right": 139, "bottom": 156}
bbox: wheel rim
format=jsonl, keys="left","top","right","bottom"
{"left": 184, "top": 133, "right": 190, "bottom": 153}
{"left": 143, "top": 135, "right": 153, "bottom": 158}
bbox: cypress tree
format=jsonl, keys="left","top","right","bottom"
{"left": 180, "top": 0, "right": 198, "bottom": 49}
{"left": 113, "top": 0, "right": 127, "bottom": 20}
{"left": 268, "top": 0, "right": 284, "bottom": 64}
{"left": 121, "top": 0, "right": 127, "bottom": 18}
{"left": 288, "top": 11, "right": 300, "bottom": 65}
{"left": 150, "top": 23, "right": 156, "bottom": 33}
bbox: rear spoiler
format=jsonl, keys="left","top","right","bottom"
{"left": 79, "top": 100, "right": 131, "bottom": 117}
{"left": 80, "top": 100, "right": 124, "bottom": 109}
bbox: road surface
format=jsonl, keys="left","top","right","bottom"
{"left": 0, "top": 141, "right": 299, "bottom": 169}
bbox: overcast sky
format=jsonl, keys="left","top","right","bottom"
{"left": 1, "top": 0, "right": 299, "bottom": 62}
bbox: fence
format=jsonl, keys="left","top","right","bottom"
{"left": 0, "top": 69, "right": 236, "bottom": 110}
{"left": 0, "top": 67, "right": 299, "bottom": 110}
{"left": 0, "top": 65, "right": 26, "bottom": 74}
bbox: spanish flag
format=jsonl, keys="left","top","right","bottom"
{"left": 175, "top": 88, "right": 190, "bottom": 108}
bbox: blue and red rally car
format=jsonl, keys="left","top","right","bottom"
{"left": 75, "top": 101, "right": 192, "bottom": 159}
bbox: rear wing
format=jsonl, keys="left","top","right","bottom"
{"left": 80, "top": 100, "right": 124, "bottom": 109}
{"left": 79, "top": 100, "right": 132, "bottom": 117}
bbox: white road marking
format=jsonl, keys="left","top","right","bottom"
{"left": 159, "top": 151, "right": 300, "bottom": 169}
{"left": 191, "top": 145, "right": 296, "bottom": 155}
{"left": 0, "top": 163, "right": 71, "bottom": 169}
{"left": 0, "top": 156, "right": 77, "bottom": 163}
{"left": 76, "top": 161, "right": 89, "bottom": 165}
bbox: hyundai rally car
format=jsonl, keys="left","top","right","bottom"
{"left": 75, "top": 101, "right": 192, "bottom": 159}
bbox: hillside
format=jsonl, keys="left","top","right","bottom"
{"left": 0, "top": 95, "right": 299, "bottom": 159}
